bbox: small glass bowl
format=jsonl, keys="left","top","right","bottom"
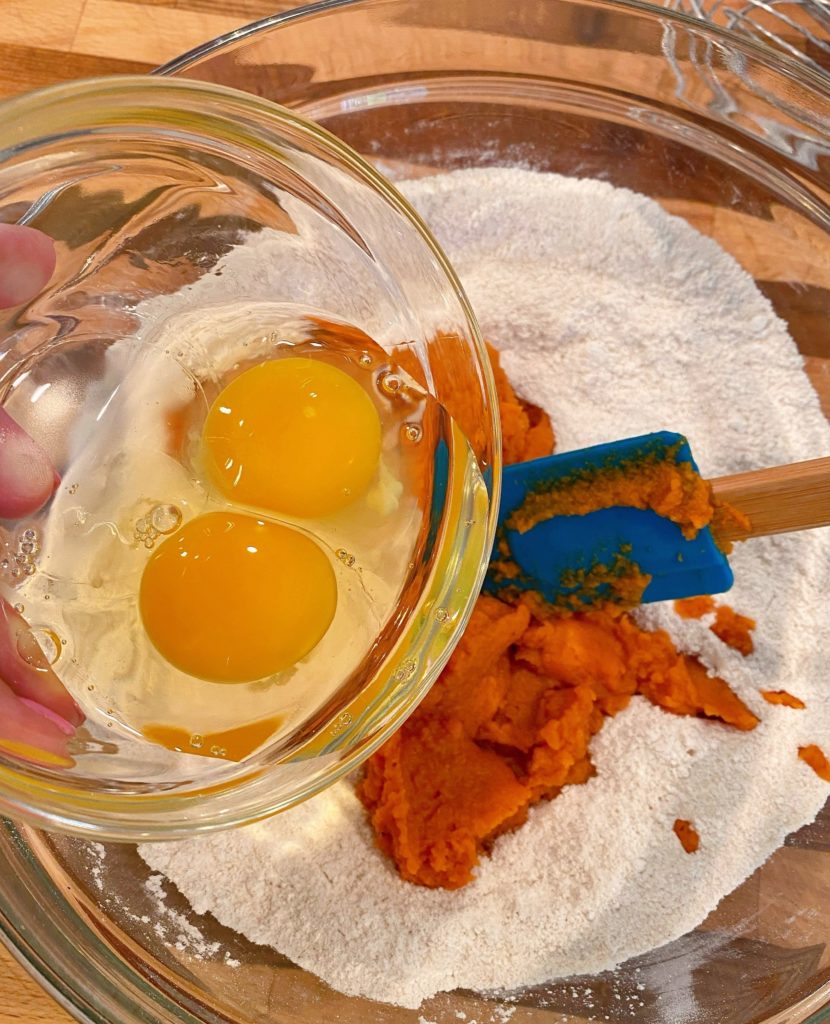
{"left": 0, "top": 76, "right": 500, "bottom": 839}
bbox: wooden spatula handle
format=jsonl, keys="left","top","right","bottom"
{"left": 711, "top": 456, "right": 830, "bottom": 542}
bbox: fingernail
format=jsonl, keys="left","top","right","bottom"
{"left": 18, "top": 697, "right": 76, "bottom": 735}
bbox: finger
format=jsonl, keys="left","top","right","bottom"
{"left": 0, "top": 597, "right": 83, "bottom": 726}
{"left": 0, "top": 678, "right": 74, "bottom": 768}
{"left": 0, "top": 408, "right": 58, "bottom": 518}
{"left": 0, "top": 224, "right": 56, "bottom": 309}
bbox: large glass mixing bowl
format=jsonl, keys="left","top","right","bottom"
{"left": 1, "top": 0, "right": 829, "bottom": 1022}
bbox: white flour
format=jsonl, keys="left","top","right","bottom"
{"left": 140, "top": 167, "right": 830, "bottom": 1009}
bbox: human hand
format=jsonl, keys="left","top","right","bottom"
{"left": 0, "top": 224, "right": 83, "bottom": 767}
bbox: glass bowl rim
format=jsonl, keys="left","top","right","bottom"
{"left": 156, "top": 0, "right": 830, "bottom": 99}
{"left": 0, "top": 73, "right": 501, "bottom": 840}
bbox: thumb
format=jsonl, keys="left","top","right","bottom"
{"left": 0, "top": 409, "right": 58, "bottom": 518}
{"left": 0, "top": 224, "right": 55, "bottom": 309}
{"left": 0, "top": 225, "right": 58, "bottom": 514}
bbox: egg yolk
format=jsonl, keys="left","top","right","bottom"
{"left": 203, "top": 357, "right": 382, "bottom": 518}
{"left": 139, "top": 511, "right": 337, "bottom": 683}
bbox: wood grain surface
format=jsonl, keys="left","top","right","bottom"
{"left": 0, "top": 0, "right": 291, "bottom": 98}
{"left": 0, "top": 948, "right": 71, "bottom": 1024}
{"left": 1, "top": 2, "right": 830, "bottom": 1022}
{"left": 713, "top": 457, "right": 830, "bottom": 540}
{"left": 0, "top": 8, "right": 285, "bottom": 1024}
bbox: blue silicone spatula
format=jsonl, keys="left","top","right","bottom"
{"left": 486, "top": 431, "right": 830, "bottom": 607}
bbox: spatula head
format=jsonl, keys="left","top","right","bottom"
{"left": 488, "top": 432, "right": 733, "bottom": 607}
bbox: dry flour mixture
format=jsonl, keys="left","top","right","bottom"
{"left": 141, "top": 168, "right": 830, "bottom": 1009}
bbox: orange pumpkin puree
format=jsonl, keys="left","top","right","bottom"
{"left": 393, "top": 338, "right": 553, "bottom": 467}
{"left": 359, "top": 351, "right": 759, "bottom": 889}
{"left": 675, "top": 596, "right": 716, "bottom": 619}
{"left": 507, "top": 444, "right": 715, "bottom": 541}
{"left": 491, "top": 550, "right": 652, "bottom": 612}
{"left": 799, "top": 744, "right": 830, "bottom": 782}
{"left": 710, "top": 501, "right": 753, "bottom": 550}
{"left": 674, "top": 597, "right": 756, "bottom": 656}
{"left": 488, "top": 343, "right": 555, "bottom": 464}
{"left": 761, "top": 690, "right": 806, "bottom": 709}
{"left": 711, "top": 606, "right": 755, "bottom": 656}
{"left": 359, "top": 595, "right": 758, "bottom": 889}
{"left": 673, "top": 819, "right": 700, "bottom": 853}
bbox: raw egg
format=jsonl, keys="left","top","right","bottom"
{"left": 202, "top": 357, "right": 382, "bottom": 517}
{"left": 139, "top": 511, "right": 337, "bottom": 683}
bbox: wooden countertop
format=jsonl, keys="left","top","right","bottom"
{"left": 0, "top": 949, "right": 72, "bottom": 1024}
{"left": 0, "top": 10, "right": 287, "bottom": 1024}
{"left": 0, "top": 0, "right": 292, "bottom": 98}
{"left": 2, "top": 2, "right": 830, "bottom": 1022}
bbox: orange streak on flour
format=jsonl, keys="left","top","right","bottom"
{"left": 673, "top": 819, "right": 700, "bottom": 853}
{"left": 799, "top": 744, "right": 830, "bottom": 782}
{"left": 761, "top": 690, "right": 805, "bottom": 710}
{"left": 674, "top": 597, "right": 755, "bottom": 656}
{"left": 675, "top": 596, "right": 716, "bottom": 619}
{"left": 711, "top": 606, "right": 755, "bottom": 656}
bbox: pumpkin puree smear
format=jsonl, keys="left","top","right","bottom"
{"left": 799, "top": 745, "right": 830, "bottom": 782}
{"left": 506, "top": 445, "right": 714, "bottom": 540}
{"left": 673, "top": 819, "right": 700, "bottom": 854}
{"left": 762, "top": 690, "right": 806, "bottom": 709}
{"left": 359, "top": 345, "right": 771, "bottom": 890}
{"left": 675, "top": 596, "right": 756, "bottom": 656}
